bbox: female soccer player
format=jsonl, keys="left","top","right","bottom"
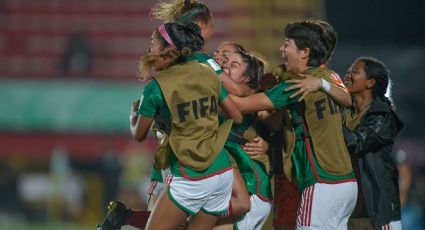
{"left": 215, "top": 49, "right": 273, "bottom": 230}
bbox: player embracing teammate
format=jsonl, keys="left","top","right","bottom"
{"left": 96, "top": 1, "right": 404, "bottom": 230}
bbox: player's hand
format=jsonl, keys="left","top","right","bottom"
{"left": 130, "top": 99, "right": 140, "bottom": 123}
{"left": 284, "top": 74, "right": 322, "bottom": 101}
{"left": 131, "top": 99, "right": 140, "bottom": 113}
{"left": 243, "top": 136, "right": 269, "bottom": 159}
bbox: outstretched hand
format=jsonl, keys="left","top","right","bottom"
{"left": 284, "top": 74, "right": 322, "bottom": 101}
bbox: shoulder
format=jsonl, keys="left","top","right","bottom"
{"left": 368, "top": 98, "right": 392, "bottom": 114}
{"left": 367, "top": 98, "right": 404, "bottom": 130}
{"left": 190, "top": 53, "right": 221, "bottom": 73}
{"left": 192, "top": 52, "right": 213, "bottom": 61}
{"left": 145, "top": 79, "right": 161, "bottom": 91}
{"left": 143, "top": 79, "right": 163, "bottom": 96}
{"left": 313, "top": 66, "right": 345, "bottom": 87}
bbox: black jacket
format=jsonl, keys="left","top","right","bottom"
{"left": 343, "top": 97, "right": 404, "bottom": 228}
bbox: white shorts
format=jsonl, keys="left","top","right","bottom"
{"left": 235, "top": 194, "right": 272, "bottom": 230}
{"left": 297, "top": 182, "right": 357, "bottom": 230}
{"left": 167, "top": 169, "right": 233, "bottom": 216}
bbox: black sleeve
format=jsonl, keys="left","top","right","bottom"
{"left": 342, "top": 113, "right": 398, "bottom": 156}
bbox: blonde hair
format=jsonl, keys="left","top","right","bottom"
{"left": 151, "top": 0, "right": 211, "bottom": 24}
{"left": 138, "top": 53, "right": 160, "bottom": 81}
{"left": 138, "top": 48, "right": 181, "bottom": 81}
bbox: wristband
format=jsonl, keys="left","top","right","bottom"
{"left": 321, "top": 78, "right": 331, "bottom": 92}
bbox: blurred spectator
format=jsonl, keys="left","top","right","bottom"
{"left": 396, "top": 149, "right": 425, "bottom": 229}
{"left": 100, "top": 147, "right": 122, "bottom": 211}
{"left": 0, "top": 157, "right": 25, "bottom": 219}
{"left": 396, "top": 150, "right": 411, "bottom": 208}
{"left": 57, "top": 26, "right": 93, "bottom": 77}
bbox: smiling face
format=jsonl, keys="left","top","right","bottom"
{"left": 222, "top": 52, "right": 250, "bottom": 84}
{"left": 213, "top": 42, "right": 239, "bottom": 67}
{"left": 280, "top": 38, "right": 306, "bottom": 74}
{"left": 344, "top": 60, "right": 375, "bottom": 95}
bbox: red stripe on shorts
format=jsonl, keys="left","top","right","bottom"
{"left": 307, "top": 184, "right": 315, "bottom": 226}
{"left": 147, "top": 181, "right": 157, "bottom": 195}
{"left": 165, "top": 175, "right": 173, "bottom": 187}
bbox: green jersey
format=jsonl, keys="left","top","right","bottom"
{"left": 139, "top": 80, "right": 231, "bottom": 179}
{"left": 187, "top": 53, "right": 223, "bottom": 75}
{"left": 141, "top": 53, "right": 226, "bottom": 182}
{"left": 265, "top": 81, "right": 355, "bottom": 191}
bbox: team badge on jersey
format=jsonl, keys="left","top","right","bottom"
{"left": 330, "top": 73, "right": 344, "bottom": 86}
{"left": 207, "top": 59, "right": 221, "bottom": 72}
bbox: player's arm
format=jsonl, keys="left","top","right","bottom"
{"left": 218, "top": 72, "right": 254, "bottom": 97}
{"left": 218, "top": 83, "right": 243, "bottom": 123}
{"left": 231, "top": 93, "right": 274, "bottom": 114}
{"left": 284, "top": 74, "right": 352, "bottom": 107}
{"left": 232, "top": 82, "right": 300, "bottom": 113}
{"left": 130, "top": 100, "right": 154, "bottom": 142}
{"left": 130, "top": 81, "right": 161, "bottom": 142}
{"left": 201, "top": 54, "right": 253, "bottom": 97}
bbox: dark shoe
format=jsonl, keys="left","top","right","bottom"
{"left": 97, "top": 200, "right": 132, "bottom": 230}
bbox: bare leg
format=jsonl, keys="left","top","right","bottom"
{"left": 228, "top": 170, "right": 250, "bottom": 215}
{"left": 147, "top": 193, "right": 159, "bottom": 211}
{"left": 211, "top": 223, "right": 233, "bottom": 230}
{"left": 188, "top": 211, "right": 218, "bottom": 230}
{"left": 145, "top": 189, "right": 188, "bottom": 230}
{"left": 212, "top": 170, "right": 249, "bottom": 230}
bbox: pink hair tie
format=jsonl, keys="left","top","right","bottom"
{"left": 158, "top": 24, "right": 177, "bottom": 49}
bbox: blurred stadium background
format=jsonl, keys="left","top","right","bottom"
{"left": 0, "top": 0, "right": 424, "bottom": 229}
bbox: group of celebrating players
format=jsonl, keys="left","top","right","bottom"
{"left": 97, "top": 0, "right": 404, "bottom": 229}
